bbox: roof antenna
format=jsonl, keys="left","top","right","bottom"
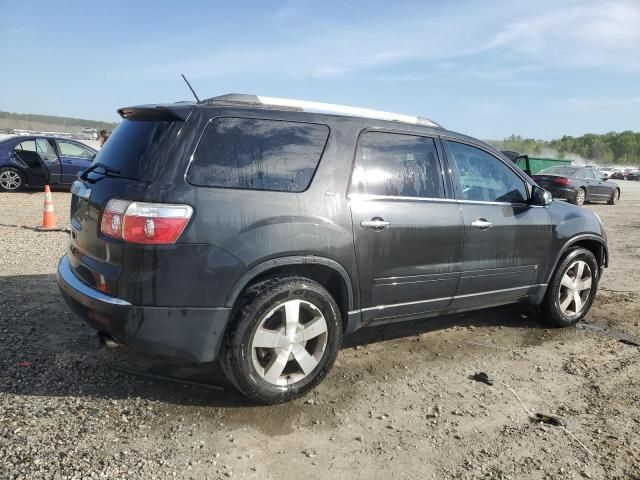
{"left": 181, "top": 74, "right": 200, "bottom": 103}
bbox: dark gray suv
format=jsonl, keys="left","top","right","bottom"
{"left": 57, "top": 94, "right": 608, "bottom": 403}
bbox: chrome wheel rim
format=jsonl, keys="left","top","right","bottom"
{"left": 576, "top": 189, "right": 585, "bottom": 205}
{"left": 558, "top": 260, "right": 592, "bottom": 315}
{"left": 251, "top": 299, "right": 328, "bottom": 386}
{"left": 612, "top": 190, "right": 619, "bottom": 203}
{"left": 0, "top": 171, "right": 21, "bottom": 190}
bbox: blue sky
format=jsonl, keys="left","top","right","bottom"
{"left": 1, "top": 0, "right": 638, "bottom": 139}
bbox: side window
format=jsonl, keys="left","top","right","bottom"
{"left": 14, "top": 140, "right": 40, "bottom": 168}
{"left": 58, "top": 141, "right": 94, "bottom": 158}
{"left": 35, "top": 138, "right": 56, "bottom": 156}
{"left": 351, "top": 131, "right": 444, "bottom": 198}
{"left": 577, "top": 168, "right": 595, "bottom": 180}
{"left": 187, "top": 118, "right": 329, "bottom": 192}
{"left": 447, "top": 141, "right": 528, "bottom": 203}
{"left": 15, "top": 140, "right": 37, "bottom": 152}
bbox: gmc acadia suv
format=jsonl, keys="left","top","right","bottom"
{"left": 57, "top": 94, "right": 608, "bottom": 403}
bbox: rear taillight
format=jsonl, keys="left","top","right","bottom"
{"left": 552, "top": 177, "right": 571, "bottom": 186}
{"left": 100, "top": 199, "right": 129, "bottom": 239}
{"left": 100, "top": 199, "right": 193, "bottom": 244}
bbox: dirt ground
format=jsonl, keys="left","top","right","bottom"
{"left": 1, "top": 183, "right": 639, "bottom": 480}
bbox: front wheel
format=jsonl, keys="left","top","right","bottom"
{"left": 540, "top": 247, "right": 599, "bottom": 327}
{"left": 221, "top": 276, "right": 342, "bottom": 404}
{"left": 0, "top": 167, "right": 25, "bottom": 192}
{"left": 608, "top": 188, "right": 620, "bottom": 205}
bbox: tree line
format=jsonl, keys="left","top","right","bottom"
{"left": 0, "top": 111, "right": 117, "bottom": 132}
{"left": 488, "top": 131, "right": 639, "bottom": 165}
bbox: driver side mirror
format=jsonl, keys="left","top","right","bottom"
{"left": 531, "top": 185, "right": 552, "bottom": 206}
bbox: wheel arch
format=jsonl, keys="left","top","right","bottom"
{"left": 545, "top": 234, "right": 608, "bottom": 284}
{"left": 225, "top": 256, "right": 356, "bottom": 332}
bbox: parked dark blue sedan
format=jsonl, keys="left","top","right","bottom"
{"left": 0, "top": 136, "right": 97, "bottom": 191}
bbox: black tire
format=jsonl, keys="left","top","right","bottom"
{"left": 540, "top": 247, "right": 599, "bottom": 327}
{"left": 0, "top": 167, "right": 25, "bottom": 192}
{"left": 607, "top": 188, "right": 620, "bottom": 205}
{"left": 221, "top": 276, "right": 342, "bottom": 404}
{"left": 572, "top": 187, "right": 586, "bottom": 205}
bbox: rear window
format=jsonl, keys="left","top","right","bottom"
{"left": 90, "top": 119, "right": 173, "bottom": 179}
{"left": 187, "top": 117, "right": 329, "bottom": 192}
{"left": 537, "top": 166, "right": 579, "bottom": 176}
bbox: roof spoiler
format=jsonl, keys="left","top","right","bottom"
{"left": 117, "top": 104, "right": 192, "bottom": 121}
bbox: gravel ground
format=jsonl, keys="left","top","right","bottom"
{"left": 1, "top": 183, "right": 639, "bottom": 479}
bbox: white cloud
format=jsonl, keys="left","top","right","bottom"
{"left": 488, "top": 1, "right": 640, "bottom": 70}
{"left": 129, "top": 0, "right": 640, "bottom": 82}
{"left": 556, "top": 96, "right": 640, "bottom": 110}
{"left": 4, "top": 27, "right": 37, "bottom": 35}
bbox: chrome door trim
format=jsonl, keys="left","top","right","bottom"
{"left": 348, "top": 284, "right": 547, "bottom": 315}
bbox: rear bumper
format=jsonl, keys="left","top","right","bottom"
{"left": 57, "top": 255, "right": 230, "bottom": 363}
{"left": 543, "top": 185, "right": 576, "bottom": 201}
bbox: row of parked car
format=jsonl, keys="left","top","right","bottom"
{"left": 603, "top": 167, "right": 640, "bottom": 181}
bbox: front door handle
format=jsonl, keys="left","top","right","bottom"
{"left": 361, "top": 218, "right": 390, "bottom": 230}
{"left": 471, "top": 218, "right": 493, "bottom": 229}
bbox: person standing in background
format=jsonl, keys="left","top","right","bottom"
{"left": 98, "top": 129, "right": 110, "bottom": 148}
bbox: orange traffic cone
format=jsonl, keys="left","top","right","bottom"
{"left": 36, "top": 185, "right": 62, "bottom": 231}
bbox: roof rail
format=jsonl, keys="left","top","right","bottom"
{"left": 201, "top": 93, "right": 442, "bottom": 128}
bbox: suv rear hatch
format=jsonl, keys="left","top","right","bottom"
{"left": 68, "top": 105, "right": 190, "bottom": 303}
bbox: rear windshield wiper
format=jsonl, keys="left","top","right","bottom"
{"left": 79, "top": 162, "right": 123, "bottom": 180}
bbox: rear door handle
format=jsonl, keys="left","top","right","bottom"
{"left": 471, "top": 219, "right": 493, "bottom": 229}
{"left": 361, "top": 218, "right": 390, "bottom": 230}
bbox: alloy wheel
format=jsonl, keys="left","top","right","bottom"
{"left": 575, "top": 189, "right": 586, "bottom": 205}
{"left": 0, "top": 170, "right": 22, "bottom": 190}
{"left": 250, "top": 299, "right": 328, "bottom": 386}
{"left": 558, "top": 260, "right": 592, "bottom": 316}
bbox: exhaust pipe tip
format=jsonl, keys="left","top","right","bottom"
{"left": 97, "top": 331, "right": 122, "bottom": 349}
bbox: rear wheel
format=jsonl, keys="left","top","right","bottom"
{"left": 221, "top": 276, "right": 342, "bottom": 404}
{"left": 573, "top": 187, "right": 586, "bottom": 206}
{"left": 540, "top": 247, "right": 598, "bottom": 327}
{"left": 608, "top": 188, "right": 620, "bottom": 205}
{"left": 0, "top": 167, "right": 25, "bottom": 192}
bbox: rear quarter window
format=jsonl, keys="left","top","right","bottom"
{"left": 187, "top": 117, "right": 329, "bottom": 192}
